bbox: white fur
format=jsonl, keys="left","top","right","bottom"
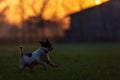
{"left": 20, "top": 47, "right": 49, "bottom": 70}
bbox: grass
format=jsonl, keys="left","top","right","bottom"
{"left": 0, "top": 43, "right": 120, "bottom": 80}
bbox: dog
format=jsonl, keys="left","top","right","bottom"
{"left": 19, "top": 39, "right": 58, "bottom": 71}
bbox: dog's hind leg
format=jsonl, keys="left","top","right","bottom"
{"left": 19, "top": 63, "right": 25, "bottom": 71}
{"left": 19, "top": 58, "right": 25, "bottom": 71}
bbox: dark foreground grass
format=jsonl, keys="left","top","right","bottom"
{"left": 0, "top": 44, "right": 120, "bottom": 80}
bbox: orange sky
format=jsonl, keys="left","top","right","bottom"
{"left": 0, "top": 0, "right": 109, "bottom": 25}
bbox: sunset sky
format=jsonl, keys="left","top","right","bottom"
{"left": 0, "top": 0, "right": 109, "bottom": 25}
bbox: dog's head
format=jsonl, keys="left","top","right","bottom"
{"left": 39, "top": 39, "right": 53, "bottom": 52}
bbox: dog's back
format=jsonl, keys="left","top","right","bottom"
{"left": 21, "top": 47, "right": 46, "bottom": 64}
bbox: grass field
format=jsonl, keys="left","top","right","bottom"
{"left": 0, "top": 44, "right": 120, "bottom": 80}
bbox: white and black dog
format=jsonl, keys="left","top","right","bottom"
{"left": 19, "top": 39, "right": 58, "bottom": 71}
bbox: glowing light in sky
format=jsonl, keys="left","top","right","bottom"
{"left": 95, "top": 0, "right": 101, "bottom": 5}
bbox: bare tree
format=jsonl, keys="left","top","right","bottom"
{"left": 37, "top": 0, "right": 50, "bottom": 40}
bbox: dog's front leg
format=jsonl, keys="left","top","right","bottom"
{"left": 37, "top": 58, "right": 47, "bottom": 71}
{"left": 41, "top": 61, "right": 47, "bottom": 71}
{"left": 43, "top": 56, "right": 59, "bottom": 68}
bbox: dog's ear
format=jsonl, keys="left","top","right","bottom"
{"left": 46, "top": 39, "right": 48, "bottom": 42}
{"left": 46, "top": 38, "right": 50, "bottom": 43}
{"left": 39, "top": 41, "right": 43, "bottom": 44}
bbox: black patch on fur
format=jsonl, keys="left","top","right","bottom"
{"left": 25, "top": 53, "right": 32, "bottom": 57}
{"left": 39, "top": 39, "right": 53, "bottom": 52}
{"left": 42, "top": 49, "right": 48, "bottom": 53}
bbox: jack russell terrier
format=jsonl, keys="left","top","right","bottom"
{"left": 19, "top": 39, "right": 59, "bottom": 71}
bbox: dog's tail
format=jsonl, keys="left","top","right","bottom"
{"left": 20, "top": 46, "right": 24, "bottom": 57}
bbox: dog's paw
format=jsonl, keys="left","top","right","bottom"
{"left": 44, "top": 68, "right": 47, "bottom": 71}
{"left": 54, "top": 65, "right": 59, "bottom": 68}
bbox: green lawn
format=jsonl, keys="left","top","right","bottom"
{"left": 0, "top": 44, "right": 120, "bottom": 80}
